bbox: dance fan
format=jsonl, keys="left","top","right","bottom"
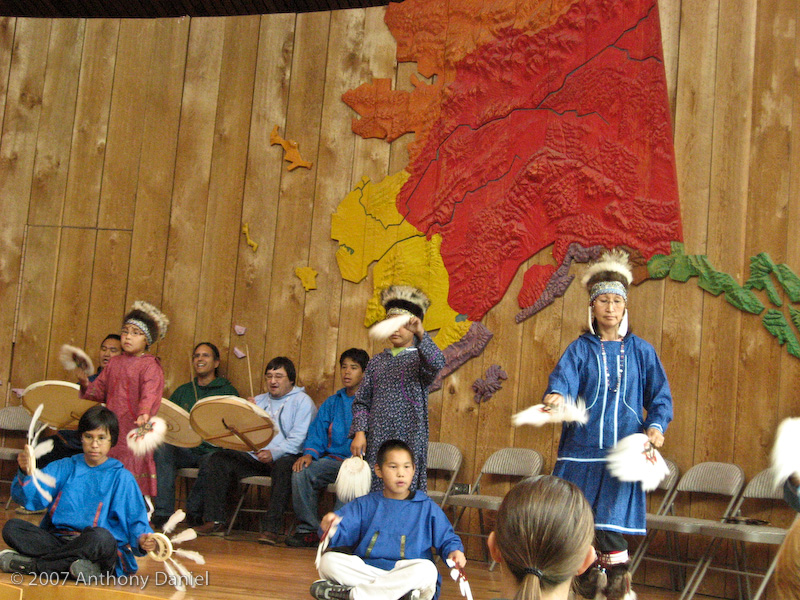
{"left": 333, "top": 456, "right": 372, "bottom": 503}
{"left": 315, "top": 515, "right": 341, "bottom": 570}
{"left": 127, "top": 416, "right": 168, "bottom": 457}
{"left": 446, "top": 559, "right": 474, "bottom": 600}
{"left": 771, "top": 416, "right": 800, "bottom": 488}
{"left": 511, "top": 397, "right": 588, "bottom": 427}
{"left": 605, "top": 433, "right": 670, "bottom": 492}
{"left": 59, "top": 344, "right": 95, "bottom": 376}
{"left": 368, "top": 285, "right": 431, "bottom": 341}
{"left": 147, "top": 509, "right": 206, "bottom": 592}
{"left": 24, "top": 404, "right": 57, "bottom": 502}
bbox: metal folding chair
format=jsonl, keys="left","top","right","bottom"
{"left": 426, "top": 441, "right": 463, "bottom": 506}
{"left": 680, "top": 468, "right": 789, "bottom": 600}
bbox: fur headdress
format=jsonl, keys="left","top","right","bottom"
{"left": 380, "top": 285, "right": 431, "bottom": 319}
{"left": 124, "top": 301, "right": 169, "bottom": 345}
{"left": 581, "top": 249, "right": 633, "bottom": 298}
{"left": 582, "top": 249, "right": 633, "bottom": 335}
{"left": 369, "top": 285, "right": 431, "bottom": 341}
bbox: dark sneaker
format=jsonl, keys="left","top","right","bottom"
{"left": 150, "top": 515, "right": 169, "bottom": 530}
{"left": 0, "top": 550, "right": 36, "bottom": 574}
{"left": 399, "top": 591, "right": 421, "bottom": 600}
{"left": 310, "top": 579, "right": 353, "bottom": 600}
{"left": 285, "top": 531, "right": 320, "bottom": 547}
{"left": 194, "top": 521, "right": 226, "bottom": 536}
{"left": 69, "top": 559, "right": 102, "bottom": 581}
{"left": 257, "top": 531, "right": 283, "bottom": 545}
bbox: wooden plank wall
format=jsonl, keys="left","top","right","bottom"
{"left": 0, "top": 3, "right": 798, "bottom": 595}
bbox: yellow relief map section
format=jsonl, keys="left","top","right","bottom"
{"left": 332, "top": 173, "right": 471, "bottom": 349}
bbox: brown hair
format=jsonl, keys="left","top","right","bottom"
{"left": 494, "top": 476, "right": 594, "bottom": 600}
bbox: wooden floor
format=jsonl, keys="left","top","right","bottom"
{"left": 0, "top": 509, "right": 718, "bottom": 600}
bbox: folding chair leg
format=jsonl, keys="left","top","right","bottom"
{"left": 226, "top": 484, "right": 250, "bottom": 536}
{"left": 452, "top": 506, "right": 468, "bottom": 530}
{"left": 477, "top": 509, "right": 488, "bottom": 563}
{"left": 679, "top": 538, "right": 720, "bottom": 600}
{"left": 630, "top": 530, "right": 655, "bottom": 574}
{"left": 751, "top": 551, "right": 780, "bottom": 600}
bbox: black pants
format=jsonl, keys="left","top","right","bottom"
{"left": 2, "top": 519, "right": 117, "bottom": 574}
{"left": 187, "top": 449, "right": 300, "bottom": 533}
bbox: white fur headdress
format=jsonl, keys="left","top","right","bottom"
{"left": 581, "top": 248, "right": 634, "bottom": 291}
{"left": 124, "top": 301, "right": 170, "bottom": 345}
{"left": 369, "top": 285, "right": 431, "bottom": 341}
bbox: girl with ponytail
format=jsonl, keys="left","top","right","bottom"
{"left": 488, "top": 476, "right": 596, "bottom": 600}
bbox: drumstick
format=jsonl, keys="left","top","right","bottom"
{"left": 190, "top": 355, "right": 198, "bottom": 405}
{"left": 245, "top": 344, "right": 254, "bottom": 398}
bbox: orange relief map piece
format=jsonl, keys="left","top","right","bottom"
{"left": 270, "top": 125, "right": 313, "bottom": 171}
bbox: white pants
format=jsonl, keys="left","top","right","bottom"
{"left": 318, "top": 552, "right": 438, "bottom": 600}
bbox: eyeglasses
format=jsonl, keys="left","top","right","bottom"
{"left": 82, "top": 434, "right": 111, "bottom": 445}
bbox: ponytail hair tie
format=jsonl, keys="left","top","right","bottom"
{"left": 523, "top": 566, "right": 543, "bottom": 578}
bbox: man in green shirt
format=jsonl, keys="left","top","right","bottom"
{"left": 151, "top": 342, "right": 238, "bottom": 529}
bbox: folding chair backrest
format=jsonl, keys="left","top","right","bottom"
{"left": 671, "top": 461, "right": 745, "bottom": 517}
{"left": 428, "top": 441, "right": 463, "bottom": 473}
{"left": 653, "top": 458, "right": 680, "bottom": 515}
{"left": 481, "top": 448, "right": 543, "bottom": 478}
{"left": 742, "top": 468, "right": 784, "bottom": 501}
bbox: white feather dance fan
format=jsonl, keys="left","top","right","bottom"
{"left": 59, "top": 344, "right": 95, "bottom": 376}
{"left": 127, "top": 416, "right": 168, "bottom": 456}
{"left": 606, "top": 433, "right": 670, "bottom": 492}
{"left": 771, "top": 417, "right": 800, "bottom": 488}
{"left": 315, "top": 515, "right": 341, "bottom": 570}
{"left": 25, "top": 403, "right": 57, "bottom": 502}
{"left": 148, "top": 509, "right": 206, "bottom": 592}
{"left": 581, "top": 248, "right": 634, "bottom": 289}
{"left": 369, "top": 313, "right": 412, "bottom": 341}
{"left": 512, "top": 397, "right": 588, "bottom": 427}
{"left": 334, "top": 456, "right": 372, "bottom": 503}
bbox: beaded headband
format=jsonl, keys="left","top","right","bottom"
{"left": 125, "top": 318, "right": 153, "bottom": 344}
{"left": 589, "top": 281, "right": 627, "bottom": 303}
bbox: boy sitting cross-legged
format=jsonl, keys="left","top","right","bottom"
{"left": 0, "top": 405, "right": 155, "bottom": 579}
{"left": 311, "top": 439, "right": 466, "bottom": 600}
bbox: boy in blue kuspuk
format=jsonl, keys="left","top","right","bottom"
{"left": 311, "top": 439, "right": 465, "bottom": 600}
{"left": 0, "top": 406, "right": 155, "bottom": 580}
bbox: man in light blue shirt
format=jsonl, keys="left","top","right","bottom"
{"left": 189, "top": 356, "right": 316, "bottom": 539}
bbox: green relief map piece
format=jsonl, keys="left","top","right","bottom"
{"left": 789, "top": 306, "right": 800, "bottom": 331}
{"left": 775, "top": 264, "right": 800, "bottom": 302}
{"left": 762, "top": 309, "right": 800, "bottom": 359}
{"left": 744, "top": 253, "right": 781, "bottom": 307}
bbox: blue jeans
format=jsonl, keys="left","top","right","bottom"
{"left": 291, "top": 457, "right": 343, "bottom": 534}
{"left": 153, "top": 444, "right": 214, "bottom": 518}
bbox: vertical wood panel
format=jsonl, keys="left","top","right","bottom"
{"left": 264, "top": 10, "right": 330, "bottom": 364}
{"left": 126, "top": 17, "right": 189, "bottom": 317}
{"left": 48, "top": 227, "right": 96, "bottom": 376}
{"left": 0, "top": 18, "right": 16, "bottom": 132}
{"left": 97, "top": 19, "right": 156, "bottom": 230}
{"left": 160, "top": 17, "right": 226, "bottom": 393}
{"left": 9, "top": 227, "right": 59, "bottom": 388}
{"left": 228, "top": 12, "right": 295, "bottom": 393}
{"left": 0, "top": 18, "right": 50, "bottom": 402}
{"left": 85, "top": 230, "right": 133, "bottom": 350}
{"left": 192, "top": 15, "right": 259, "bottom": 376}
{"left": 27, "top": 19, "right": 84, "bottom": 227}
{"left": 62, "top": 18, "right": 120, "bottom": 228}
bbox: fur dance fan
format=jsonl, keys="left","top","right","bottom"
{"left": 148, "top": 509, "right": 206, "bottom": 592}
{"left": 59, "top": 344, "right": 95, "bottom": 376}
{"left": 771, "top": 417, "right": 800, "bottom": 488}
{"left": 127, "top": 417, "right": 167, "bottom": 456}
{"left": 333, "top": 456, "right": 372, "bottom": 503}
{"left": 511, "top": 398, "right": 588, "bottom": 427}
{"left": 25, "top": 404, "right": 56, "bottom": 502}
{"left": 606, "top": 433, "right": 670, "bottom": 492}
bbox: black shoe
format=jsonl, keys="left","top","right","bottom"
{"left": 0, "top": 550, "right": 36, "bottom": 574}
{"left": 69, "top": 559, "right": 102, "bottom": 582}
{"left": 309, "top": 579, "right": 352, "bottom": 600}
{"left": 194, "top": 521, "right": 226, "bottom": 536}
{"left": 285, "top": 531, "right": 320, "bottom": 547}
{"left": 399, "top": 591, "right": 421, "bottom": 600}
{"left": 150, "top": 514, "right": 169, "bottom": 530}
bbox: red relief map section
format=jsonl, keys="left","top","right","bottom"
{"left": 343, "top": 0, "right": 683, "bottom": 322}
